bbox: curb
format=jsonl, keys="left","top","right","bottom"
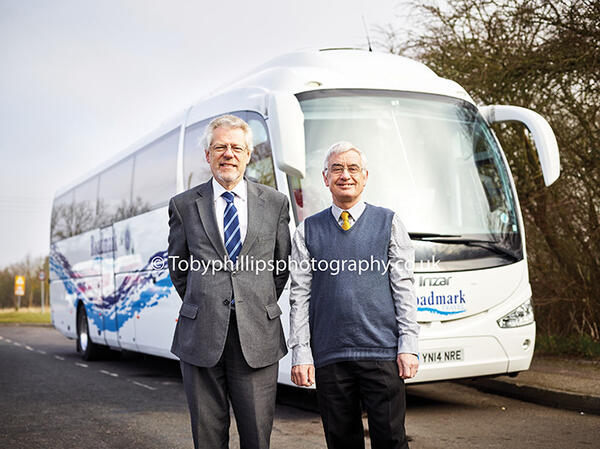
{"left": 457, "top": 378, "right": 600, "bottom": 415}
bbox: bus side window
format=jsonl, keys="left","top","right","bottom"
{"left": 244, "top": 111, "right": 276, "bottom": 188}
{"left": 183, "top": 119, "right": 212, "bottom": 190}
{"left": 73, "top": 176, "right": 99, "bottom": 234}
{"left": 51, "top": 190, "right": 74, "bottom": 242}
{"left": 183, "top": 112, "right": 276, "bottom": 190}
{"left": 132, "top": 128, "right": 179, "bottom": 211}
{"left": 97, "top": 157, "right": 134, "bottom": 227}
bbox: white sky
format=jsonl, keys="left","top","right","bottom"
{"left": 0, "top": 0, "right": 412, "bottom": 268}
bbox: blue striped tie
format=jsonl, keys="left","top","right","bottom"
{"left": 222, "top": 191, "right": 242, "bottom": 264}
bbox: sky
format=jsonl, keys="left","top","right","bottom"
{"left": 0, "top": 0, "right": 413, "bottom": 269}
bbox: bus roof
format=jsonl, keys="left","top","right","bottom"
{"left": 54, "top": 48, "right": 473, "bottom": 199}
{"left": 214, "top": 48, "right": 472, "bottom": 101}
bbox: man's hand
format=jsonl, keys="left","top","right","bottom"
{"left": 397, "top": 353, "right": 419, "bottom": 379}
{"left": 291, "top": 364, "right": 315, "bottom": 387}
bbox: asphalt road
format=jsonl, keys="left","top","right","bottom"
{"left": 1, "top": 325, "right": 599, "bottom": 449}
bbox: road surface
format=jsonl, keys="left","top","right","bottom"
{"left": 1, "top": 325, "right": 598, "bottom": 449}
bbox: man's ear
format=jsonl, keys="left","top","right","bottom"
{"left": 322, "top": 170, "right": 329, "bottom": 187}
{"left": 205, "top": 149, "right": 210, "bottom": 164}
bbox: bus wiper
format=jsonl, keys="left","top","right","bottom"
{"left": 411, "top": 234, "right": 520, "bottom": 261}
{"left": 409, "top": 232, "right": 461, "bottom": 239}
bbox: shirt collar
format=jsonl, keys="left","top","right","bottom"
{"left": 330, "top": 201, "right": 366, "bottom": 221}
{"left": 212, "top": 177, "right": 247, "bottom": 202}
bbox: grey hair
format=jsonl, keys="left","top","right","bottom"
{"left": 202, "top": 114, "right": 254, "bottom": 153}
{"left": 323, "top": 141, "right": 368, "bottom": 171}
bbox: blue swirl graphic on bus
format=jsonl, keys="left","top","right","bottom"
{"left": 49, "top": 247, "right": 99, "bottom": 300}
{"left": 50, "top": 246, "right": 173, "bottom": 331}
{"left": 417, "top": 307, "right": 465, "bottom": 316}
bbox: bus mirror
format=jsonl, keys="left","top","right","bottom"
{"left": 480, "top": 105, "right": 560, "bottom": 186}
{"left": 267, "top": 92, "right": 306, "bottom": 178}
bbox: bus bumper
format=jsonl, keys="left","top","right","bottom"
{"left": 407, "top": 322, "right": 535, "bottom": 384}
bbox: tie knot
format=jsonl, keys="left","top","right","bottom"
{"left": 222, "top": 191, "right": 235, "bottom": 203}
{"left": 341, "top": 211, "right": 350, "bottom": 220}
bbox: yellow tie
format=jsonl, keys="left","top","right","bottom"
{"left": 341, "top": 211, "right": 351, "bottom": 231}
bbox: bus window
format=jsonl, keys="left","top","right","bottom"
{"left": 183, "top": 112, "right": 276, "bottom": 190}
{"left": 97, "top": 157, "right": 134, "bottom": 227}
{"left": 183, "top": 119, "right": 212, "bottom": 190}
{"left": 245, "top": 111, "right": 276, "bottom": 188}
{"left": 132, "top": 128, "right": 179, "bottom": 211}
{"left": 50, "top": 189, "right": 74, "bottom": 242}
{"left": 73, "top": 176, "right": 99, "bottom": 235}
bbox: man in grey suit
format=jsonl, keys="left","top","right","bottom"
{"left": 168, "top": 115, "right": 291, "bottom": 449}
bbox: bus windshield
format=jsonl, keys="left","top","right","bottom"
{"left": 290, "top": 89, "right": 522, "bottom": 270}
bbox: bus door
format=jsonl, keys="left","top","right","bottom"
{"left": 112, "top": 224, "right": 139, "bottom": 352}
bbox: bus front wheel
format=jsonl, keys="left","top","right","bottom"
{"left": 77, "top": 305, "right": 102, "bottom": 361}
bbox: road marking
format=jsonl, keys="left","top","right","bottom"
{"left": 25, "top": 345, "right": 34, "bottom": 351}
{"left": 100, "top": 370, "right": 119, "bottom": 377}
{"left": 4, "top": 338, "right": 12, "bottom": 343}
{"left": 132, "top": 381, "right": 156, "bottom": 391}
{"left": 0, "top": 336, "right": 4, "bottom": 340}
{"left": 13, "top": 342, "right": 22, "bottom": 347}
{"left": 54, "top": 355, "right": 65, "bottom": 361}
{"left": 75, "top": 362, "right": 88, "bottom": 368}
{"left": 36, "top": 350, "right": 47, "bottom": 355}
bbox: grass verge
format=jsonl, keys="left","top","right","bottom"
{"left": 536, "top": 333, "right": 600, "bottom": 360}
{"left": 0, "top": 307, "right": 51, "bottom": 324}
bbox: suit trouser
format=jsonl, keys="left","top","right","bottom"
{"left": 180, "top": 312, "right": 279, "bottom": 449}
{"left": 315, "top": 360, "right": 409, "bottom": 449}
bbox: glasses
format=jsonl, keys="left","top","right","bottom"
{"left": 211, "top": 143, "right": 247, "bottom": 154}
{"left": 326, "top": 164, "right": 364, "bottom": 175}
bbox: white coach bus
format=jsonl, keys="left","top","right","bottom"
{"left": 50, "top": 48, "right": 560, "bottom": 385}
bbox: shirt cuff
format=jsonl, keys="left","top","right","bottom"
{"left": 397, "top": 334, "right": 419, "bottom": 356}
{"left": 291, "top": 344, "right": 314, "bottom": 366}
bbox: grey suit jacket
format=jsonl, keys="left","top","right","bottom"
{"left": 168, "top": 179, "right": 291, "bottom": 369}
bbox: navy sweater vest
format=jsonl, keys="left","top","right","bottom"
{"left": 305, "top": 204, "right": 398, "bottom": 368}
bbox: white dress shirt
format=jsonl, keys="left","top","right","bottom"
{"left": 330, "top": 201, "right": 366, "bottom": 227}
{"left": 212, "top": 178, "right": 248, "bottom": 246}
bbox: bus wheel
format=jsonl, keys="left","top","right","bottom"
{"left": 76, "top": 305, "right": 102, "bottom": 361}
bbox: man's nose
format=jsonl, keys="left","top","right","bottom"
{"left": 339, "top": 169, "right": 351, "bottom": 179}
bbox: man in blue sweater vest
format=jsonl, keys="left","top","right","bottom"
{"left": 288, "top": 141, "right": 419, "bottom": 449}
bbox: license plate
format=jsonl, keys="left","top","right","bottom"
{"left": 420, "top": 348, "right": 464, "bottom": 364}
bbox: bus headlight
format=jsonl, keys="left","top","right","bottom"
{"left": 497, "top": 298, "right": 534, "bottom": 328}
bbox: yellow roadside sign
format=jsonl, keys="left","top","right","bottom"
{"left": 14, "top": 275, "right": 25, "bottom": 296}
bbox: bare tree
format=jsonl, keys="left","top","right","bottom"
{"left": 376, "top": 0, "right": 600, "bottom": 339}
{"left": 9, "top": 254, "right": 45, "bottom": 309}
{"left": 0, "top": 254, "right": 47, "bottom": 310}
